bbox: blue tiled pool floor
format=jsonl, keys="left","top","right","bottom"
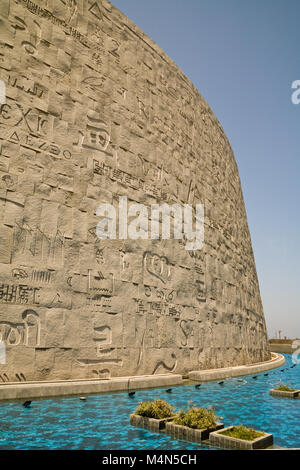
{"left": 0, "top": 354, "right": 299, "bottom": 450}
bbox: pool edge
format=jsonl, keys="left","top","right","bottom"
{"left": 188, "top": 353, "right": 286, "bottom": 382}
{"left": 0, "top": 354, "right": 286, "bottom": 401}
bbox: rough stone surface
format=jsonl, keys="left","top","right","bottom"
{"left": 165, "top": 421, "right": 224, "bottom": 442}
{"left": 0, "top": 0, "right": 270, "bottom": 382}
{"left": 130, "top": 414, "right": 174, "bottom": 432}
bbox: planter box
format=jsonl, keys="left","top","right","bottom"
{"left": 130, "top": 414, "right": 175, "bottom": 432}
{"left": 209, "top": 426, "right": 273, "bottom": 450}
{"left": 270, "top": 389, "right": 300, "bottom": 399}
{"left": 165, "top": 421, "right": 224, "bottom": 443}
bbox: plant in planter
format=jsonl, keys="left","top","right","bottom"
{"left": 209, "top": 425, "right": 273, "bottom": 449}
{"left": 270, "top": 381, "right": 300, "bottom": 398}
{"left": 220, "top": 426, "right": 264, "bottom": 440}
{"left": 135, "top": 399, "right": 175, "bottom": 419}
{"left": 165, "top": 403, "right": 224, "bottom": 442}
{"left": 130, "top": 399, "right": 176, "bottom": 432}
{"left": 275, "top": 382, "right": 296, "bottom": 392}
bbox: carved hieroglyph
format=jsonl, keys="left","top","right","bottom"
{"left": 0, "top": 0, "right": 270, "bottom": 382}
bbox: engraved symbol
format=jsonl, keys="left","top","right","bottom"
{"left": 159, "top": 73, "right": 167, "bottom": 86}
{"left": 9, "top": 131, "right": 19, "bottom": 143}
{"left": 180, "top": 320, "right": 193, "bottom": 347}
{"left": 144, "top": 286, "right": 151, "bottom": 297}
{"left": 92, "top": 369, "right": 110, "bottom": 379}
{"left": 63, "top": 150, "right": 72, "bottom": 160}
{"left": 144, "top": 252, "right": 171, "bottom": 284}
{"left": 0, "top": 373, "right": 9, "bottom": 382}
{"left": 0, "top": 310, "right": 40, "bottom": 347}
{"left": 152, "top": 353, "right": 177, "bottom": 375}
{"left": 12, "top": 16, "right": 27, "bottom": 31}
{"left": 74, "top": 113, "right": 110, "bottom": 154}
{"left": 88, "top": 270, "right": 114, "bottom": 296}
{"left": 88, "top": 125, "right": 109, "bottom": 149}
{"left": 82, "top": 76, "right": 106, "bottom": 92}
{"left": 78, "top": 321, "right": 123, "bottom": 367}
{"left": 22, "top": 310, "right": 40, "bottom": 347}
{"left": 0, "top": 322, "right": 23, "bottom": 346}
{"left": 60, "top": 0, "right": 78, "bottom": 23}
{"left": 12, "top": 268, "right": 28, "bottom": 280}
{"left": 120, "top": 251, "right": 130, "bottom": 272}
{"left": 13, "top": 17, "right": 41, "bottom": 55}
{"left": 15, "top": 105, "right": 33, "bottom": 132}
{"left": 91, "top": 51, "right": 102, "bottom": 66}
{"left": 88, "top": 226, "right": 98, "bottom": 240}
{"left": 32, "top": 270, "right": 52, "bottom": 283}
{"left": 117, "top": 87, "right": 127, "bottom": 99}
{"left": 94, "top": 326, "right": 112, "bottom": 356}
{"left": 2, "top": 174, "right": 14, "bottom": 188}
{"left": 13, "top": 222, "right": 65, "bottom": 265}
{"left": 107, "top": 38, "right": 120, "bottom": 58}
{"left": 22, "top": 41, "right": 36, "bottom": 55}
{"left": 95, "top": 271, "right": 105, "bottom": 280}
{"left": 0, "top": 103, "right": 12, "bottom": 120}
{"left": 95, "top": 247, "right": 104, "bottom": 264}
{"left": 88, "top": 1, "right": 102, "bottom": 20}
{"left": 194, "top": 266, "right": 206, "bottom": 302}
{"left": 49, "top": 293, "right": 63, "bottom": 306}
{"left": 36, "top": 115, "right": 48, "bottom": 134}
{"left": 187, "top": 178, "right": 196, "bottom": 204}
{"left": 137, "top": 97, "right": 148, "bottom": 118}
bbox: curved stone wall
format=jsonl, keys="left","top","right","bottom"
{"left": 0, "top": 0, "right": 270, "bottom": 382}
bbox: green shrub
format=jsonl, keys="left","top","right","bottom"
{"left": 173, "top": 405, "right": 217, "bottom": 430}
{"left": 220, "top": 426, "right": 264, "bottom": 441}
{"left": 135, "top": 399, "right": 175, "bottom": 419}
{"left": 275, "top": 382, "right": 296, "bottom": 392}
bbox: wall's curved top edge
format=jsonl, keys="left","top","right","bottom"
{"left": 102, "top": 0, "right": 237, "bottom": 161}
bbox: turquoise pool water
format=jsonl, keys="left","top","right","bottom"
{"left": 0, "top": 354, "right": 299, "bottom": 450}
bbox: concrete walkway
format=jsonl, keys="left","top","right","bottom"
{"left": 189, "top": 352, "right": 285, "bottom": 381}
{"left": 0, "top": 374, "right": 184, "bottom": 401}
{"left": 0, "top": 353, "right": 285, "bottom": 401}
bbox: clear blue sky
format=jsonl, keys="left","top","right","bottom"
{"left": 113, "top": 0, "right": 300, "bottom": 338}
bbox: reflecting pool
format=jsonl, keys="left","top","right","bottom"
{"left": 0, "top": 354, "right": 299, "bottom": 449}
